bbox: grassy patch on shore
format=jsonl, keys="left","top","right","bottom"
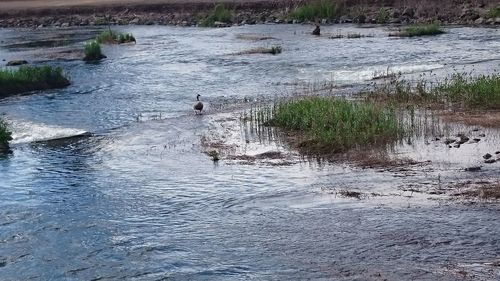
{"left": 0, "top": 118, "right": 12, "bottom": 144}
{"left": 83, "top": 41, "right": 105, "bottom": 62}
{"left": 290, "top": 1, "right": 339, "bottom": 21}
{"left": 0, "top": 65, "right": 70, "bottom": 96}
{"left": 96, "top": 30, "right": 136, "bottom": 44}
{"left": 266, "top": 97, "right": 403, "bottom": 153}
{"left": 369, "top": 73, "right": 500, "bottom": 110}
{"left": 391, "top": 23, "right": 445, "bottom": 37}
{"left": 200, "top": 4, "right": 232, "bottom": 27}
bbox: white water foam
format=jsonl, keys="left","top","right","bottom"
{"left": 7, "top": 118, "right": 89, "bottom": 144}
{"left": 299, "top": 63, "right": 443, "bottom": 83}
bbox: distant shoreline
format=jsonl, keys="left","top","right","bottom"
{"left": 0, "top": 0, "right": 498, "bottom": 28}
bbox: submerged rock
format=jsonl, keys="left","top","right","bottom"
{"left": 485, "top": 159, "right": 496, "bottom": 164}
{"left": 483, "top": 153, "right": 492, "bottom": 159}
{"left": 0, "top": 142, "right": 12, "bottom": 154}
{"left": 6, "top": 60, "right": 28, "bottom": 66}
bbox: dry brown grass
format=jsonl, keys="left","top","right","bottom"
{"left": 235, "top": 34, "right": 276, "bottom": 41}
{"left": 452, "top": 181, "right": 500, "bottom": 200}
{"left": 440, "top": 111, "right": 500, "bottom": 128}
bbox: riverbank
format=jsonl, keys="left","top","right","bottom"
{"left": 0, "top": 0, "right": 499, "bottom": 28}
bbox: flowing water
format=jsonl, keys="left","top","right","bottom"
{"left": 0, "top": 24, "right": 500, "bottom": 280}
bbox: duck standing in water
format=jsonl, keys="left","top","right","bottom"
{"left": 193, "top": 94, "right": 204, "bottom": 114}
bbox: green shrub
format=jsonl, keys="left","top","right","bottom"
{"left": 486, "top": 6, "right": 500, "bottom": 18}
{"left": 0, "top": 65, "right": 70, "bottom": 96}
{"left": 200, "top": 4, "right": 232, "bottom": 27}
{"left": 376, "top": 8, "right": 390, "bottom": 24}
{"left": 83, "top": 41, "right": 105, "bottom": 61}
{"left": 290, "top": 1, "right": 338, "bottom": 21}
{"left": 267, "top": 97, "right": 403, "bottom": 152}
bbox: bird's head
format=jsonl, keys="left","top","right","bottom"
{"left": 196, "top": 94, "right": 201, "bottom": 101}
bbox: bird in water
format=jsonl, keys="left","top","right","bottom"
{"left": 193, "top": 94, "right": 204, "bottom": 114}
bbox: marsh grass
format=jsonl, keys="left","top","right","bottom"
{"left": 265, "top": 97, "right": 404, "bottom": 153}
{"left": 96, "top": 30, "right": 136, "bottom": 44}
{"left": 83, "top": 41, "right": 105, "bottom": 61}
{"left": 290, "top": 1, "right": 339, "bottom": 21}
{"left": 0, "top": 65, "right": 70, "bottom": 96}
{"left": 200, "top": 4, "right": 232, "bottom": 27}
{"left": 369, "top": 73, "right": 500, "bottom": 110}
{"left": 0, "top": 118, "right": 12, "bottom": 144}
{"left": 392, "top": 23, "right": 445, "bottom": 37}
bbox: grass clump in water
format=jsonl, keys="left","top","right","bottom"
{"left": 0, "top": 65, "right": 70, "bottom": 96}
{"left": 96, "top": 30, "right": 136, "bottom": 44}
{"left": 83, "top": 41, "right": 106, "bottom": 62}
{"left": 393, "top": 23, "right": 445, "bottom": 37}
{"left": 267, "top": 97, "right": 404, "bottom": 152}
{"left": 435, "top": 73, "right": 500, "bottom": 109}
{"left": 200, "top": 4, "right": 232, "bottom": 27}
{"left": 290, "top": 0, "right": 339, "bottom": 22}
{"left": 370, "top": 73, "right": 500, "bottom": 110}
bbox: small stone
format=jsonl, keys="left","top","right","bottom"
{"left": 495, "top": 151, "right": 500, "bottom": 154}
{"left": 472, "top": 138, "right": 481, "bottom": 143}
{"left": 454, "top": 143, "right": 461, "bottom": 148}
{"left": 61, "top": 22, "right": 69, "bottom": 27}
{"left": 479, "top": 133, "right": 486, "bottom": 137}
{"left": 130, "top": 18, "right": 140, "bottom": 24}
{"left": 483, "top": 153, "right": 492, "bottom": 159}
{"left": 465, "top": 166, "right": 481, "bottom": 172}
{"left": 475, "top": 17, "right": 484, "bottom": 24}
{"left": 485, "top": 159, "right": 496, "bottom": 164}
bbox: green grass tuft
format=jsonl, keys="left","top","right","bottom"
{"left": 83, "top": 41, "right": 105, "bottom": 61}
{"left": 267, "top": 97, "right": 404, "bottom": 152}
{"left": 290, "top": 1, "right": 339, "bottom": 22}
{"left": 0, "top": 118, "right": 12, "bottom": 145}
{"left": 200, "top": 4, "right": 232, "bottom": 27}
{"left": 397, "top": 23, "right": 445, "bottom": 37}
{"left": 96, "top": 30, "right": 136, "bottom": 44}
{"left": 0, "top": 65, "right": 70, "bottom": 96}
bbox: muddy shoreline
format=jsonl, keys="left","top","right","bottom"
{"left": 0, "top": 0, "right": 499, "bottom": 28}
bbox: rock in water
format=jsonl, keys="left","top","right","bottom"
{"left": 6, "top": 60, "right": 28, "bottom": 66}
{"left": 312, "top": 25, "right": 320, "bottom": 36}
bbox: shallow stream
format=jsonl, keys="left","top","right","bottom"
{"left": 0, "top": 24, "right": 500, "bottom": 280}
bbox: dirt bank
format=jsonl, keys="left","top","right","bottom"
{"left": 0, "top": 0, "right": 498, "bottom": 28}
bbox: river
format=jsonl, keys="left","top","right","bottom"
{"left": 0, "top": 24, "right": 499, "bottom": 280}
